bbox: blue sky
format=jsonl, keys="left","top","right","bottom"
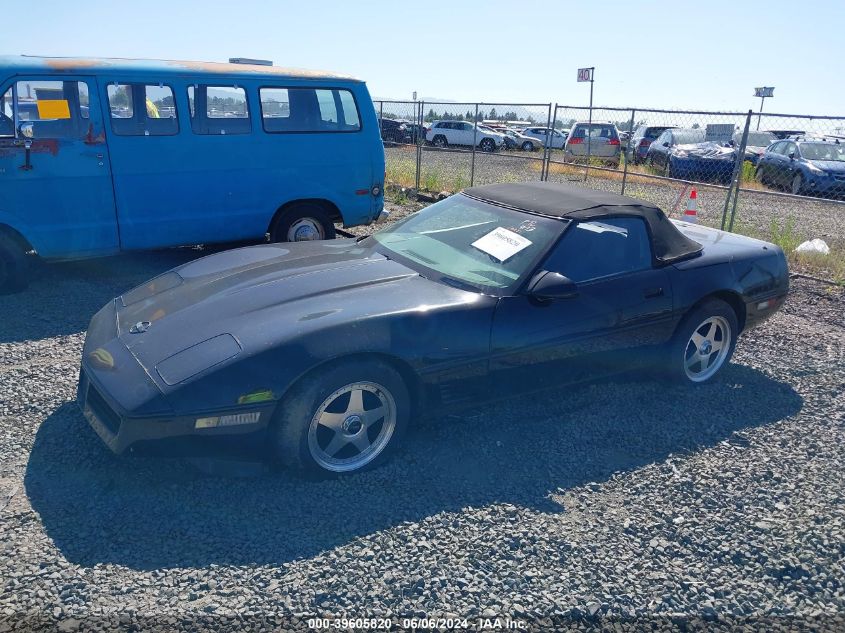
{"left": 5, "top": 0, "right": 844, "bottom": 115}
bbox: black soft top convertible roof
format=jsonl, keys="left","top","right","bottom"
{"left": 462, "top": 181, "right": 703, "bottom": 264}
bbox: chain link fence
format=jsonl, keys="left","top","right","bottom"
{"left": 375, "top": 99, "right": 845, "bottom": 274}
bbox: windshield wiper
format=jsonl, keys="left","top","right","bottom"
{"left": 355, "top": 234, "right": 370, "bottom": 242}
{"left": 439, "top": 276, "right": 480, "bottom": 293}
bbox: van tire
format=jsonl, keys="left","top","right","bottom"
{"left": 0, "top": 232, "right": 30, "bottom": 294}
{"left": 271, "top": 203, "right": 336, "bottom": 242}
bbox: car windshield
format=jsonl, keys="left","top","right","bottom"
{"left": 369, "top": 195, "right": 566, "bottom": 295}
{"left": 645, "top": 127, "right": 671, "bottom": 139}
{"left": 799, "top": 142, "right": 845, "bottom": 162}
{"left": 742, "top": 132, "right": 777, "bottom": 147}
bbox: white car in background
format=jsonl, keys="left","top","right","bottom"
{"left": 426, "top": 120, "right": 505, "bottom": 152}
{"left": 522, "top": 126, "right": 568, "bottom": 149}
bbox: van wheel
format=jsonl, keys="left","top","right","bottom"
{"left": 271, "top": 203, "right": 336, "bottom": 242}
{"left": 0, "top": 233, "right": 30, "bottom": 294}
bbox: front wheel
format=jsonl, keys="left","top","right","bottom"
{"left": 0, "top": 233, "right": 30, "bottom": 294}
{"left": 521, "top": 141, "right": 535, "bottom": 152}
{"left": 271, "top": 203, "right": 336, "bottom": 242}
{"left": 273, "top": 359, "right": 410, "bottom": 475}
{"left": 790, "top": 173, "right": 804, "bottom": 196}
{"left": 664, "top": 299, "right": 738, "bottom": 384}
{"left": 479, "top": 138, "right": 496, "bottom": 152}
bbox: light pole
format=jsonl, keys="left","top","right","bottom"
{"left": 754, "top": 87, "right": 774, "bottom": 131}
{"left": 577, "top": 67, "right": 595, "bottom": 180}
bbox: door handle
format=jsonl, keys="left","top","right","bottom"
{"left": 643, "top": 287, "right": 664, "bottom": 299}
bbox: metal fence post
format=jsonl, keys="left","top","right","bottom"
{"left": 415, "top": 100, "right": 423, "bottom": 192}
{"left": 585, "top": 90, "right": 593, "bottom": 181}
{"left": 470, "top": 103, "right": 479, "bottom": 186}
{"left": 379, "top": 101, "right": 383, "bottom": 138}
{"left": 620, "top": 108, "right": 636, "bottom": 195}
{"left": 543, "top": 104, "right": 555, "bottom": 181}
{"left": 720, "top": 110, "right": 752, "bottom": 231}
{"left": 728, "top": 110, "right": 753, "bottom": 232}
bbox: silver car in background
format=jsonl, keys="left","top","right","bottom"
{"left": 564, "top": 121, "right": 622, "bottom": 167}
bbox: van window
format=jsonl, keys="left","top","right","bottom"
{"left": 0, "top": 87, "right": 13, "bottom": 136}
{"left": 259, "top": 87, "right": 361, "bottom": 133}
{"left": 107, "top": 83, "right": 178, "bottom": 136}
{"left": 187, "top": 85, "right": 251, "bottom": 135}
{"left": 3, "top": 80, "right": 89, "bottom": 138}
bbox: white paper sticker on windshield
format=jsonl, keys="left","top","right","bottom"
{"left": 471, "top": 227, "right": 532, "bottom": 263}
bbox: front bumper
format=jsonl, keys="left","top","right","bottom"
{"left": 77, "top": 369, "right": 274, "bottom": 454}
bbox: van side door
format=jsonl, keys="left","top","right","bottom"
{"left": 0, "top": 76, "right": 118, "bottom": 258}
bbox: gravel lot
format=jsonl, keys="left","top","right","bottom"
{"left": 1, "top": 203, "right": 844, "bottom": 631}
{"left": 388, "top": 145, "right": 845, "bottom": 249}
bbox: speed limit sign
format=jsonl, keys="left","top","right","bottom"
{"left": 577, "top": 67, "right": 593, "bottom": 82}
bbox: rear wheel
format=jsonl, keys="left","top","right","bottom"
{"left": 432, "top": 135, "right": 448, "bottom": 148}
{"left": 479, "top": 138, "right": 496, "bottom": 153}
{"left": 0, "top": 232, "right": 30, "bottom": 294}
{"left": 664, "top": 299, "right": 738, "bottom": 384}
{"left": 273, "top": 358, "right": 410, "bottom": 475}
{"left": 271, "top": 203, "right": 336, "bottom": 242}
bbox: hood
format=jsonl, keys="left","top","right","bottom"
{"left": 113, "top": 239, "right": 481, "bottom": 378}
{"left": 116, "top": 241, "right": 405, "bottom": 357}
{"left": 808, "top": 160, "right": 845, "bottom": 174}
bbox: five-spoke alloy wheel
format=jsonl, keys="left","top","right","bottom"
{"left": 273, "top": 358, "right": 410, "bottom": 475}
{"left": 307, "top": 381, "right": 397, "bottom": 472}
{"left": 683, "top": 315, "right": 732, "bottom": 382}
{"left": 666, "top": 299, "right": 738, "bottom": 384}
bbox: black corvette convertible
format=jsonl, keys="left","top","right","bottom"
{"left": 77, "top": 183, "right": 788, "bottom": 474}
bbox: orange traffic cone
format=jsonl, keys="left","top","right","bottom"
{"left": 683, "top": 188, "right": 698, "bottom": 223}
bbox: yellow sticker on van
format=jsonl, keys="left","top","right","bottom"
{"left": 36, "top": 99, "right": 71, "bottom": 119}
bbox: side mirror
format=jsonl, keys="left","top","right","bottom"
{"left": 788, "top": 152, "right": 795, "bottom": 160}
{"left": 662, "top": 141, "right": 670, "bottom": 147}
{"left": 526, "top": 271, "right": 578, "bottom": 301}
{"left": 18, "top": 122, "right": 34, "bottom": 139}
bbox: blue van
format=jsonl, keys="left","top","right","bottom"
{"left": 0, "top": 56, "right": 385, "bottom": 291}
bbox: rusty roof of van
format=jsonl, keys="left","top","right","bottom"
{"left": 0, "top": 55, "right": 362, "bottom": 82}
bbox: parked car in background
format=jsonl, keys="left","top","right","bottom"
{"left": 731, "top": 130, "right": 778, "bottom": 165}
{"left": 426, "top": 120, "right": 505, "bottom": 152}
{"left": 668, "top": 142, "right": 737, "bottom": 184}
{"left": 628, "top": 125, "right": 676, "bottom": 165}
{"left": 646, "top": 128, "right": 706, "bottom": 170}
{"left": 501, "top": 128, "right": 543, "bottom": 151}
{"left": 564, "top": 122, "right": 621, "bottom": 167}
{"left": 522, "top": 126, "right": 567, "bottom": 149}
{"left": 379, "top": 118, "right": 410, "bottom": 144}
{"left": 77, "top": 182, "right": 788, "bottom": 475}
{"left": 769, "top": 129, "right": 805, "bottom": 140}
{"left": 755, "top": 137, "right": 845, "bottom": 197}
{"left": 402, "top": 121, "right": 428, "bottom": 144}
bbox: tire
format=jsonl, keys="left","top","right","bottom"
{"left": 0, "top": 232, "right": 30, "bottom": 294}
{"left": 755, "top": 166, "right": 765, "bottom": 186}
{"left": 521, "top": 141, "right": 535, "bottom": 152}
{"left": 273, "top": 358, "right": 410, "bottom": 476}
{"left": 479, "top": 138, "right": 496, "bottom": 153}
{"left": 790, "top": 173, "right": 804, "bottom": 196}
{"left": 432, "top": 135, "right": 448, "bottom": 148}
{"left": 664, "top": 299, "right": 738, "bottom": 385}
{"left": 270, "top": 203, "right": 336, "bottom": 243}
